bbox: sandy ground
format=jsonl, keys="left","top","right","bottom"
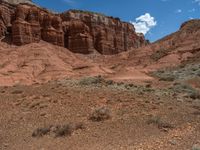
{"left": 0, "top": 78, "right": 200, "bottom": 150}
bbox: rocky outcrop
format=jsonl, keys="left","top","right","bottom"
{"left": 63, "top": 20, "right": 95, "bottom": 54}
{"left": 0, "top": 2, "right": 148, "bottom": 55}
{"left": 0, "top": 2, "right": 14, "bottom": 38}
{"left": 2, "top": 0, "right": 33, "bottom": 5}
{"left": 152, "top": 19, "right": 200, "bottom": 52}
{"left": 41, "top": 15, "right": 64, "bottom": 47}
{"left": 12, "top": 5, "right": 40, "bottom": 45}
{"left": 11, "top": 4, "right": 64, "bottom": 46}
{"left": 61, "top": 10, "right": 148, "bottom": 54}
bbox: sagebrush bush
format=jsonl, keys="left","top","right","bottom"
{"left": 147, "top": 116, "right": 174, "bottom": 129}
{"left": 69, "top": 9, "right": 106, "bottom": 17}
{"left": 189, "top": 91, "right": 200, "bottom": 99}
{"left": 172, "top": 83, "right": 200, "bottom": 99}
{"left": 89, "top": 107, "right": 111, "bottom": 122}
{"left": 79, "top": 76, "right": 103, "bottom": 85}
{"left": 159, "top": 74, "right": 176, "bottom": 81}
{"left": 11, "top": 89, "right": 23, "bottom": 94}
{"left": 32, "top": 127, "right": 51, "bottom": 137}
{"left": 54, "top": 124, "right": 73, "bottom": 137}
{"left": 32, "top": 123, "right": 85, "bottom": 138}
{"left": 192, "top": 144, "right": 200, "bottom": 150}
{"left": 150, "top": 49, "right": 168, "bottom": 61}
{"left": 197, "top": 70, "right": 200, "bottom": 76}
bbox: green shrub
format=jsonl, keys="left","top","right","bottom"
{"left": 106, "top": 80, "right": 114, "bottom": 85}
{"left": 32, "top": 127, "right": 51, "bottom": 137}
{"left": 159, "top": 74, "right": 176, "bottom": 81}
{"left": 79, "top": 76, "right": 103, "bottom": 85}
{"left": 147, "top": 116, "right": 174, "bottom": 129}
{"left": 11, "top": 89, "right": 23, "bottom": 94}
{"left": 189, "top": 91, "right": 200, "bottom": 99}
{"left": 89, "top": 107, "right": 111, "bottom": 122}
{"left": 197, "top": 70, "right": 200, "bottom": 77}
{"left": 54, "top": 124, "right": 73, "bottom": 137}
{"left": 147, "top": 116, "right": 161, "bottom": 125}
{"left": 192, "top": 144, "right": 200, "bottom": 150}
{"left": 32, "top": 123, "right": 85, "bottom": 138}
{"left": 69, "top": 9, "right": 106, "bottom": 17}
{"left": 151, "top": 69, "right": 176, "bottom": 82}
{"left": 150, "top": 49, "right": 168, "bottom": 61}
{"left": 172, "top": 83, "right": 200, "bottom": 99}
{"left": 173, "top": 83, "right": 195, "bottom": 93}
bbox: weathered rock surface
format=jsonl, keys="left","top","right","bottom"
{"left": 2, "top": 0, "right": 32, "bottom": 5}
{"left": 116, "top": 19, "right": 200, "bottom": 71}
{"left": 0, "top": 1, "right": 148, "bottom": 54}
{"left": 61, "top": 10, "right": 148, "bottom": 54}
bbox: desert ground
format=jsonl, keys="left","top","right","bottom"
{"left": 0, "top": 41, "right": 200, "bottom": 150}
{"left": 0, "top": 2, "right": 200, "bottom": 149}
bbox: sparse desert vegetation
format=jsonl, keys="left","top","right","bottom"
{"left": 1, "top": 76, "right": 200, "bottom": 149}
{"left": 147, "top": 116, "right": 174, "bottom": 130}
{"left": 32, "top": 123, "right": 85, "bottom": 138}
{"left": 89, "top": 107, "right": 111, "bottom": 122}
{"left": 0, "top": 0, "right": 200, "bottom": 150}
{"left": 150, "top": 48, "right": 169, "bottom": 61}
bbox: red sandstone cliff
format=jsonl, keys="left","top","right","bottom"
{"left": 61, "top": 10, "right": 148, "bottom": 54}
{"left": 0, "top": 1, "right": 148, "bottom": 55}
{"left": 0, "top": 2, "right": 199, "bottom": 86}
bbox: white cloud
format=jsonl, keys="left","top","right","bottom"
{"left": 175, "top": 9, "right": 182, "bottom": 13}
{"left": 188, "top": 8, "right": 196, "bottom": 12}
{"left": 63, "top": 0, "right": 75, "bottom": 5}
{"left": 130, "top": 13, "right": 157, "bottom": 35}
{"left": 194, "top": 0, "right": 200, "bottom": 5}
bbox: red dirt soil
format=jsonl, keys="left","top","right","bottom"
{"left": 0, "top": 41, "right": 110, "bottom": 86}
{"left": 0, "top": 41, "right": 156, "bottom": 86}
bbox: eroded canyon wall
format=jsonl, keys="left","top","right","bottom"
{"left": 0, "top": 1, "right": 148, "bottom": 54}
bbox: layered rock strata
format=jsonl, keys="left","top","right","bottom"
{"left": 0, "top": 1, "right": 148, "bottom": 54}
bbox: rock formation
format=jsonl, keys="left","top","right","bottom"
{"left": 2, "top": 0, "right": 32, "bottom": 5}
{"left": 12, "top": 5, "right": 40, "bottom": 45}
{"left": 61, "top": 10, "right": 148, "bottom": 54}
{"left": 0, "top": 1, "right": 148, "bottom": 54}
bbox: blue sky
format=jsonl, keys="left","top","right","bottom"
{"left": 33, "top": 0, "right": 200, "bottom": 42}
